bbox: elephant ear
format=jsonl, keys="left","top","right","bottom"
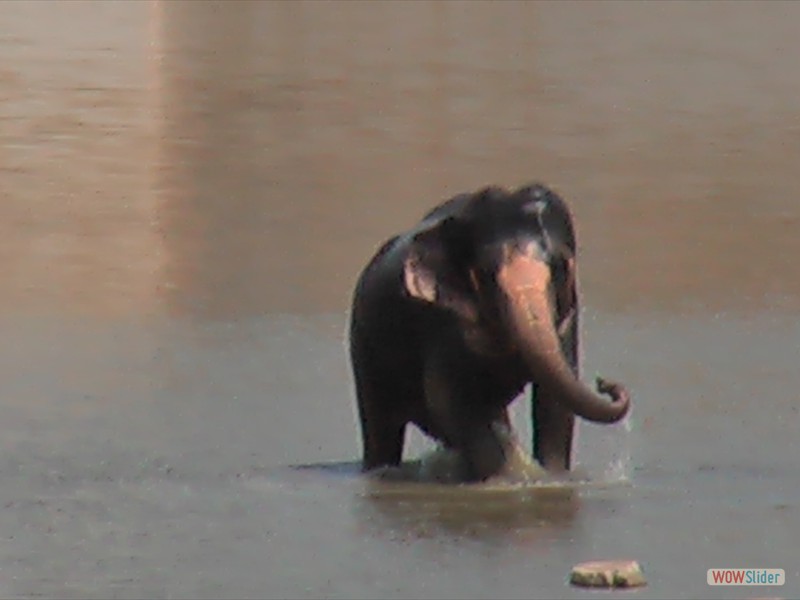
{"left": 552, "top": 249, "right": 577, "bottom": 336}
{"left": 403, "top": 217, "right": 479, "bottom": 322}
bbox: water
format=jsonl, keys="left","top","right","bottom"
{"left": 1, "top": 1, "right": 798, "bottom": 598}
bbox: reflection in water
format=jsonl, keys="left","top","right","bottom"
{"left": 356, "top": 481, "right": 581, "bottom": 545}
{"left": 0, "top": 1, "right": 161, "bottom": 318}
{"left": 156, "top": 2, "right": 294, "bottom": 319}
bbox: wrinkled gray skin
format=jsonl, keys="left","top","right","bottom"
{"left": 349, "top": 183, "right": 630, "bottom": 481}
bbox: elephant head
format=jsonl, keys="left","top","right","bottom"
{"left": 402, "top": 184, "right": 630, "bottom": 471}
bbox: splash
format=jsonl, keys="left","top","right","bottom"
{"left": 414, "top": 426, "right": 548, "bottom": 486}
{"left": 602, "top": 414, "right": 634, "bottom": 483}
{"left": 366, "top": 420, "right": 632, "bottom": 490}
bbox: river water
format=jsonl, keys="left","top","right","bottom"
{"left": 1, "top": 2, "right": 798, "bottom": 598}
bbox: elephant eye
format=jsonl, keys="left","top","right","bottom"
{"left": 468, "top": 269, "right": 482, "bottom": 294}
{"left": 550, "top": 255, "right": 575, "bottom": 318}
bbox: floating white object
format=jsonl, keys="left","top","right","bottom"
{"left": 569, "top": 559, "right": 647, "bottom": 588}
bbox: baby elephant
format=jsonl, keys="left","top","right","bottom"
{"left": 348, "top": 183, "right": 630, "bottom": 481}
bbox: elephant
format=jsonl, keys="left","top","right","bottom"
{"left": 348, "top": 183, "right": 630, "bottom": 481}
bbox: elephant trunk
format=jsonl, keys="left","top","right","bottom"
{"left": 497, "top": 253, "right": 630, "bottom": 424}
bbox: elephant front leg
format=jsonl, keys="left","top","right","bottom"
{"left": 423, "top": 354, "right": 512, "bottom": 482}
{"left": 356, "top": 376, "right": 407, "bottom": 470}
{"left": 352, "top": 343, "right": 408, "bottom": 471}
{"left": 460, "top": 418, "right": 515, "bottom": 481}
{"left": 360, "top": 411, "right": 407, "bottom": 471}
